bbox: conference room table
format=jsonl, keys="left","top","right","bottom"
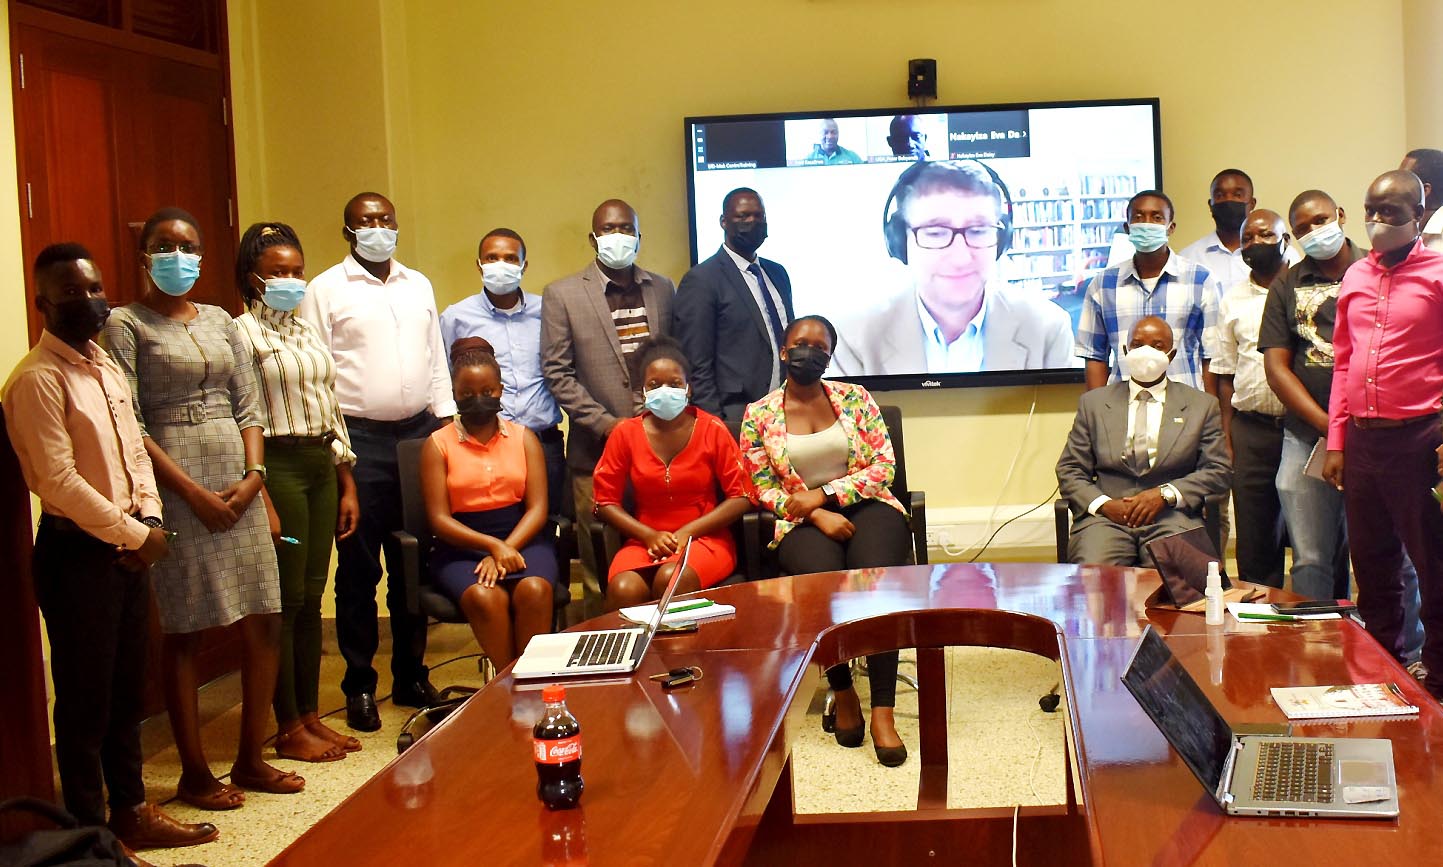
{"left": 272, "top": 563, "right": 1443, "bottom": 866}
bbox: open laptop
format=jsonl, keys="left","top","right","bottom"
{"left": 512, "top": 538, "right": 693, "bottom": 680}
{"left": 1121, "top": 625, "right": 1399, "bottom": 818}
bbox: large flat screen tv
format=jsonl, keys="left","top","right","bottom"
{"left": 684, "top": 98, "right": 1162, "bottom": 390}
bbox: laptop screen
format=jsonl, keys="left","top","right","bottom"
{"left": 1120, "top": 626, "right": 1236, "bottom": 801}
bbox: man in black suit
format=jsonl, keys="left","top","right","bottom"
{"left": 673, "top": 188, "right": 795, "bottom": 423}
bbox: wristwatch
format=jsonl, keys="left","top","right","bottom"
{"left": 820, "top": 482, "right": 837, "bottom": 501}
{"left": 141, "top": 516, "right": 164, "bottom": 529}
{"left": 1160, "top": 486, "right": 1178, "bottom": 507}
{"left": 244, "top": 463, "right": 268, "bottom": 482}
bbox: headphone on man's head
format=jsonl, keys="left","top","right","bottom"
{"left": 882, "top": 159, "right": 1014, "bottom": 263}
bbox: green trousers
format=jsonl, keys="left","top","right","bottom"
{"left": 266, "top": 442, "right": 337, "bottom": 722}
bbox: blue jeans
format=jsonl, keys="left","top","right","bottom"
{"left": 1275, "top": 429, "right": 1350, "bottom": 599}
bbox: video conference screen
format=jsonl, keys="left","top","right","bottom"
{"left": 684, "top": 98, "right": 1162, "bottom": 389}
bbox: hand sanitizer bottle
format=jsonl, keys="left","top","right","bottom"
{"left": 1205, "top": 561, "right": 1225, "bottom": 626}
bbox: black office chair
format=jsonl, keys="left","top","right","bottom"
{"left": 1053, "top": 493, "right": 1225, "bottom": 564}
{"left": 392, "top": 437, "right": 574, "bottom": 751}
{"left": 741, "top": 403, "right": 928, "bottom": 575}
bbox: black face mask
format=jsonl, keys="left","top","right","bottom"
{"left": 727, "top": 221, "right": 768, "bottom": 258}
{"left": 46, "top": 296, "right": 111, "bottom": 343}
{"left": 456, "top": 394, "right": 502, "bottom": 425}
{"left": 1240, "top": 240, "right": 1285, "bottom": 275}
{"left": 785, "top": 345, "right": 830, "bottom": 386}
{"left": 1210, "top": 200, "right": 1248, "bottom": 233}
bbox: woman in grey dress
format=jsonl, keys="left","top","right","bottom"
{"left": 105, "top": 207, "right": 300, "bottom": 810}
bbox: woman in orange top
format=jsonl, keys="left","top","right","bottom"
{"left": 419, "top": 350, "right": 558, "bottom": 668}
{"left": 594, "top": 336, "right": 752, "bottom": 609}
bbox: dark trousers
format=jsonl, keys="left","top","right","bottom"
{"left": 32, "top": 518, "right": 149, "bottom": 826}
{"left": 536, "top": 429, "right": 567, "bottom": 519}
{"left": 1231, "top": 412, "right": 1287, "bottom": 587}
{"left": 338, "top": 411, "right": 437, "bottom": 696}
{"left": 778, "top": 500, "right": 912, "bottom": 708}
{"left": 1343, "top": 418, "right": 1443, "bottom": 696}
{"left": 267, "top": 442, "right": 336, "bottom": 720}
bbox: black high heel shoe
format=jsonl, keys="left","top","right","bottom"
{"left": 874, "top": 740, "right": 908, "bottom": 767}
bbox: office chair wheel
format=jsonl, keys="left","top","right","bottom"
{"left": 396, "top": 731, "right": 415, "bottom": 753}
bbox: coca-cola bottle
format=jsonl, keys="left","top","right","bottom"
{"left": 534, "top": 684, "right": 583, "bottom": 809}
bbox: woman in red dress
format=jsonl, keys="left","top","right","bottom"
{"left": 594, "top": 336, "right": 752, "bottom": 609}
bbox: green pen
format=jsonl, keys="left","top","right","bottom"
{"left": 666, "top": 600, "right": 715, "bottom": 614}
{"left": 1235, "top": 611, "right": 1297, "bottom": 622}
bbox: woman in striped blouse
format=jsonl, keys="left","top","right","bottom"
{"left": 234, "top": 223, "right": 362, "bottom": 762}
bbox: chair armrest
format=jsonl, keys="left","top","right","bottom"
{"left": 393, "top": 530, "right": 423, "bottom": 618}
{"left": 1203, "top": 493, "right": 1226, "bottom": 559}
{"left": 909, "top": 491, "right": 928, "bottom": 566}
{"left": 1053, "top": 500, "right": 1070, "bottom": 565}
{"left": 740, "top": 511, "right": 764, "bottom": 580}
{"left": 550, "top": 514, "right": 576, "bottom": 566}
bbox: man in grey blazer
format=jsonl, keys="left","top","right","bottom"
{"left": 541, "top": 198, "right": 674, "bottom": 588}
{"left": 829, "top": 159, "right": 1074, "bottom": 376}
{"left": 1056, "top": 316, "right": 1231, "bottom": 565}
{"left": 673, "top": 188, "right": 794, "bottom": 423}
{"left": 830, "top": 283, "right": 1075, "bottom": 375}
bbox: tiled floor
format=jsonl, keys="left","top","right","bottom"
{"left": 128, "top": 607, "right": 1065, "bottom": 866}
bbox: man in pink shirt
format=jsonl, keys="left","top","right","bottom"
{"left": 4, "top": 244, "right": 217, "bottom": 858}
{"left": 1322, "top": 170, "right": 1443, "bottom": 697}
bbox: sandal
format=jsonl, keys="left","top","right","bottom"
{"left": 304, "top": 716, "right": 362, "bottom": 752}
{"left": 274, "top": 725, "right": 347, "bottom": 763}
{"left": 230, "top": 767, "right": 305, "bottom": 794}
{"left": 174, "top": 780, "right": 245, "bottom": 811}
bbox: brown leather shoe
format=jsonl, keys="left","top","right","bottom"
{"left": 109, "top": 802, "right": 219, "bottom": 850}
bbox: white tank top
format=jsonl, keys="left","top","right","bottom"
{"left": 786, "top": 418, "right": 849, "bottom": 489}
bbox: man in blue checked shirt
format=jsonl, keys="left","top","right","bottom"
{"left": 1075, "top": 190, "right": 1224, "bottom": 396}
{"left": 440, "top": 228, "right": 565, "bottom": 513}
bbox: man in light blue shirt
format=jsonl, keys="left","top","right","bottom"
{"left": 440, "top": 228, "right": 565, "bottom": 512}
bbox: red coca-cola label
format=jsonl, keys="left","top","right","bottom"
{"left": 534, "top": 735, "right": 582, "bottom": 764}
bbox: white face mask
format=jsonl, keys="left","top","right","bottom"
{"left": 593, "top": 232, "right": 639, "bottom": 269}
{"left": 1123, "top": 344, "right": 1171, "bottom": 384}
{"left": 1297, "top": 220, "right": 1346, "bottom": 260}
{"left": 480, "top": 260, "right": 523, "bottom": 293}
{"left": 350, "top": 226, "right": 398, "bottom": 263}
{"left": 1365, "top": 219, "right": 1419, "bottom": 254}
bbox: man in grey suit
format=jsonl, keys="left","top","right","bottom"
{"left": 830, "top": 159, "right": 1074, "bottom": 376}
{"left": 1056, "top": 316, "right": 1231, "bottom": 565}
{"left": 673, "top": 188, "right": 794, "bottom": 423}
{"left": 541, "top": 198, "right": 674, "bottom": 590}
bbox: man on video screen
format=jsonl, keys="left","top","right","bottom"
{"left": 886, "top": 115, "right": 929, "bottom": 160}
{"left": 831, "top": 160, "right": 1075, "bottom": 376}
{"left": 808, "top": 118, "right": 863, "bottom": 166}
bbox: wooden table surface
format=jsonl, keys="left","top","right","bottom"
{"left": 270, "top": 564, "right": 1435, "bottom": 867}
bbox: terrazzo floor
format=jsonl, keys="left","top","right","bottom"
{"left": 124, "top": 608, "right": 1065, "bottom": 866}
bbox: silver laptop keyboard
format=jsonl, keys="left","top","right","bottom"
{"left": 1252, "top": 741, "right": 1334, "bottom": 803}
{"left": 566, "top": 632, "right": 631, "bottom": 668}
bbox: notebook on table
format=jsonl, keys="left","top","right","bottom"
{"left": 1121, "top": 625, "right": 1399, "bottom": 819}
{"left": 1271, "top": 683, "right": 1419, "bottom": 721}
{"left": 512, "top": 538, "right": 693, "bottom": 680}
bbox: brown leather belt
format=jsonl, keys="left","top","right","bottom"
{"left": 1352, "top": 413, "right": 1437, "bottom": 430}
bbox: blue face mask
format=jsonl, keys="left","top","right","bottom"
{"left": 643, "top": 385, "right": 689, "bottom": 421}
{"left": 1127, "top": 222, "right": 1169, "bottom": 254}
{"left": 147, "top": 251, "right": 201, "bottom": 296}
{"left": 258, "top": 276, "right": 307, "bottom": 312}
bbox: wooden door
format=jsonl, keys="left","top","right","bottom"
{"left": 6, "top": 0, "right": 240, "bottom": 734}
{"left": 13, "top": 0, "right": 237, "bottom": 346}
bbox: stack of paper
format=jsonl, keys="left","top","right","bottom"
{"left": 619, "top": 598, "right": 736, "bottom": 626}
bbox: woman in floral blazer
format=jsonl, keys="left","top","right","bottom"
{"left": 739, "top": 314, "right": 912, "bottom": 767}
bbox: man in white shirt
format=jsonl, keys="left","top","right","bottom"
{"left": 1180, "top": 169, "right": 1301, "bottom": 289}
{"left": 1213, "top": 209, "right": 1290, "bottom": 587}
{"left": 298, "top": 191, "right": 454, "bottom": 731}
{"left": 1401, "top": 148, "right": 1443, "bottom": 250}
{"left": 1056, "top": 316, "right": 1231, "bottom": 565}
